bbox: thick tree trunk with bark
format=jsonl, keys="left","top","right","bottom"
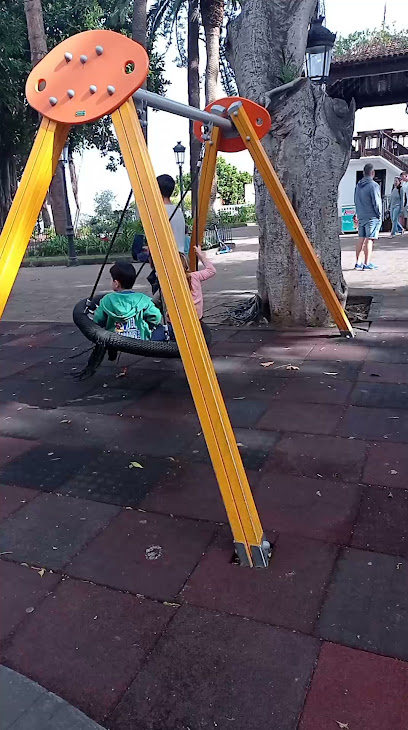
{"left": 228, "top": 0, "right": 355, "bottom": 326}
{"left": 24, "top": 0, "right": 67, "bottom": 234}
{"left": 188, "top": 0, "right": 201, "bottom": 215}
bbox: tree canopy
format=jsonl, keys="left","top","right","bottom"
{"left": 174, "top": 157, "right": 252, "bottom": 206}
{"left": 334, "top": 26, "right": 408, "bottom": 59}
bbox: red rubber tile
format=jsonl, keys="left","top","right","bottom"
{"left": 306, "top": 342, "right": 368, "bottom": 361}
{"left": 258, "top": 402, "right": 343, "bottom": 435}
{"left": 109, "top": 605, "right": 319, "bottom": 730}
{"left": 0, "top": 437, "right": 38, "bottom": 468}
{"left": 181, "top": 529, "right": 336, "bottom": 632}
{"left": 140, "top": 461, "right": 254, "bottom": 523}
{"left": 276, "top": 376, "right": 354, "bottom": 405}
{"left": 3, "top": 578, "right": 176, "bottom": 722}
{"left": 255, "top": 472, "right": 362, "bottom": 543}
{"left": 351, "top": 486, "right": 408, "bottom": 557}
{"left": 358, "top": 362, "right": 408, "bottom": 385}
{"left": 265, "top": 433, "right": 367, "bottom": 483}
{"left": 364, "top": 442, "right": 408, "bottom": 488}
{"left": 67, "top": 510, "right": 216, "bottom": 601}
{"left": 299, "top": 642, "right": 408, "bottom": 730}
{"left": 0, "top": 560, "right": 61, "bottom": 642}
{"left": 0, "top": 484, "right": 39, "bottom": 522}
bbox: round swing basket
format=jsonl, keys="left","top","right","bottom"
{"left": 73, "top": 296, "right": 212, "bottom": 358}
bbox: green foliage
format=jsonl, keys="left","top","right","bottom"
{"left": 334, "top": 26, "right": 408, "bottom": 58}
{"left": 216, "top": 157, "right": 252, "bottom": 205}
{"left": 277, "top": 50, "right": 303, "bottom": 85}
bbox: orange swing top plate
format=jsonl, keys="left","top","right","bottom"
{"left": 25, "top": 30, "right": 149, "bottom": 125}
{"left": 193, "top": 96, "right": 271, "bottom": 153}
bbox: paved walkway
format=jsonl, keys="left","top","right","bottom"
{"left": 1, "top": 234, "right": 408, "bottom": 728}
{"left": 0, "top": 665, "right": 104, "bottom": 729}
{"left": 3, "top": 232, "right": 408, "bottom": 323}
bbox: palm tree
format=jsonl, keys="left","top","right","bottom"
{"left": 200, "top": 0, "right": 224, "bottom": 103}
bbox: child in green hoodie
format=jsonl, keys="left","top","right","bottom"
{"left": 93, "top": 261, "right": 162, "bottom": 339}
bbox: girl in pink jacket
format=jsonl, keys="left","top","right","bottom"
{"left": 181, "top": 246, "right": 216, "bottom": 320}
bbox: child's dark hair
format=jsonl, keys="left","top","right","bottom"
{"left": 157, "top": 174, "right": 175, "bottom": 199}
{"left": 110, "top": 261, "right": 136, "bottom": 290}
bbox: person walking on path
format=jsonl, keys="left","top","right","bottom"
{"left": 354, "top": 163, "right": 382, "bottom": 270}
{"left": 389, "top": 176, "right": 404, "bottom": 238}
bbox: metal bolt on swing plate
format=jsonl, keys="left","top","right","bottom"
{"left": 107, "top": 85, "right": 116, "bottom": 95}
{"left": 95, "top": 46, "right": 103, "bottom": 56}
{"left": 80, "top": 55, "right": 88, "bottom": 64}
{"left": 64, "top": 52, "right": 73, "bottom": 62}
{"left": 67, "top": 89, "right": 75, "bottom": 99}
{"left": 49, "top": 97, "right": 58, "bottom": 106}
{"left": 89, "top": 85, "right": 97, "bottom": 94}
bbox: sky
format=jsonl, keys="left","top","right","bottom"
{"left": 74, "top": 0, "right": 407, "bottom": 217}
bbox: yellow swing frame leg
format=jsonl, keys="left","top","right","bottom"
{"left": 227, "top": 102, "right": 353, "bottom": 337}
{"left": 189, "top": 125, "right": 221, "bottom": 270}
{"left": 0, "top": 117, "right": 70, "bottom": 318}
{"left": 112, "top": 99, "right": 269, "bottom": 567}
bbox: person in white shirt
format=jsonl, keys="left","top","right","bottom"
{"left": 156, "top": 174, "right": 186, "bottom": 252}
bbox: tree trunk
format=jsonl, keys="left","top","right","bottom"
{"left": 188, "top": 0, "right": 201, "bottom": 216}
{"left": 204, "top": 26, "right": 221, "bottom": 104}
{"left": 0, "top": 156, "right": 17, "bottom": 230}
{"left": 228, "top": 0, "right": 355, "bottom": 326}
{"left": 132, "top": 0, "right": 147, "bottom": 139}
{"left": 24, "top": 0, "right": 67, "bottom": 234}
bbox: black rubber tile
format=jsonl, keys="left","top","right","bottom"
{"left": 317, "top": 548, "right": 408, "bottom": 661}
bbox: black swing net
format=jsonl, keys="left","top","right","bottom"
{"left": 73, "top": 168, "right": 211, "bottom": 379}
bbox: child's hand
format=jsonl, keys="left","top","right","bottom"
{"left": 194, "top": 245, "right": 204, "bottom": 259}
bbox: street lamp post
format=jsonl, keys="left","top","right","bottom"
{"left": 61, "top": 143, "right": 78, "bottom": 266}
{"left": 173, "top": 141, "right": 186, "bottom": 213}
{"left": 305, "top": 16, "right": 336, "bottom": 88}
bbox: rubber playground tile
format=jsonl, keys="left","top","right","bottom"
{"left": 316, "top": 548, "right": 408, "bottom": 661}
{"left": 1, "top": 323, "right": 54, "bottom": 337}
{"left": 0, "top": 560, "right": 61, "bottom": 643}
{"left": 299, "top": 642, "right": 408, "bottom": 730}
{"left": 67, "top": 510, "right": 216, "bottom": 601}
{"left": 258, "top": 402, "right": 343, "bottom": 435}
{"left": 108, "top": 605, "right": 319, "bottom": 730}
{"left": 181, "top": 529, "right": 337, "bottom": 632}
{"left": 3, "top": 578, "right": 176, "bottom": 723}
{"left": 265, "top": 433, "right": 367, "bottom": 483}
{"left": 306, "top": 341, "right": 369, "bottom": 361}
{"left": 365, "top": 345, "right": 408, "bottom": 364}
{"left": 350, "top": 381, "right": 408, "bottom": 409}
{"left": 287, "top": 358, "right": 362, "bottom": 381}
{"left": 363, "top": 441, "right": 408, "bottom": 488}
{"left": 224, "top": 397, "right": 268, "bottom": 428}
{"left": 351, "top": 486, "right": 408, "bottom": 557}
{"left": 0, "top": 436, "right": 37, "bottom": 468}
{"left": 275, "top": 376, "right": 354, "bottom": 405}
{"left": 4, "top": 331, "right": 64, "bottom": 348}
{"left": 0, "top": 376, "right": 95, "bottom": 409}
{"left": 0, "top": 444, "right": 98, "bottom": 490}
{"left": 0, "top": 484, "right": 39, "bottom": 522}
{"left": 89, "top": 367, "right": 167, "bottom": 393}
{"left": 370, "top": 319, "right": 408, "bottom": 333}
{"left": 114, "top": 413, "right": 198, "bottom": 457}
{"left": 0, "top": 493, "right": 119, "bottom": 570}
{"left": 140, "top": 461, "right": 261, "bottom": 523}
{"left": 337, "top": 406, "right": 408, "bottom": 442}
{"left": 0, "top": 359, "right": 47, "bottom": 379}
{"left": 74, "top": 389, "right": 143, "bottom": 415}
{"left": 358, "top": 361, "right": 408, "bottom": 384}
{"left": 189, "top": 427, "right": 280, "bottom": 471}
{"left": 17, "top": 358, "right": 81, "bottom": 381}
{"left": 122, "top": 390, "right": 197, "bottom": 420}
{"left": 61, "top": 452, "right": 175, "bottom": 507}
{"left": 255, "top": 472, "right": 362, "bottom": 543}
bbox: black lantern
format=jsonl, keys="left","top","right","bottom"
{"left": 173, "top": 141, "right": 186, "bottom": 166}
{"left": 173, "top": 141, "right": 186, "bottom": 212}
{"left": 305, "top": 16, "right": 336, "bottom": 85}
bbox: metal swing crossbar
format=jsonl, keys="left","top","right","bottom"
{"left": 0, "top": 30, "right": 353, "bottom": 568}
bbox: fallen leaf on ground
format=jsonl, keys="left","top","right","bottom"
{"left": 260, "top": 361, "right": 274, "bottom": 368}
{"left": 323, "top": 372, "right": 338, "bottom": 376}
{"left": 116, "top": 367, "right": 128, "bottom": 378}
{"left": 60, "top": 419, "right": 71, "bottom": 424}
{"left": 163, "top": 601, "right": 180, "bottom": 608}
{"left": 336, "top": 723, "right": 349, "bottom": 729}
{"left": 390, "top": 469, "right": 398, "bottom": 475}
{"left": 286, "top": 365, "right": 300, "bottom": 371}
{"left": 233, "top": 397, "right": 245, "bottom": 400}
{"left": 129, "top": 461, "right": 143, "bottom": 469}
{"left": 38, "top": 568, "right": 45, "bottom": 577}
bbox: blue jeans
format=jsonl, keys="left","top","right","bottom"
{"left": 391, "top": 206, "right": 403, "bottom": 236}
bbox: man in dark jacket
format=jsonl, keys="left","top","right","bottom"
{"left": 354, "top": 163, "right": 382, "bottom": 270}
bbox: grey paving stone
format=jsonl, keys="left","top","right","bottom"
{"left": 0, "top": 666, "right": 105, "bottom": 730}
